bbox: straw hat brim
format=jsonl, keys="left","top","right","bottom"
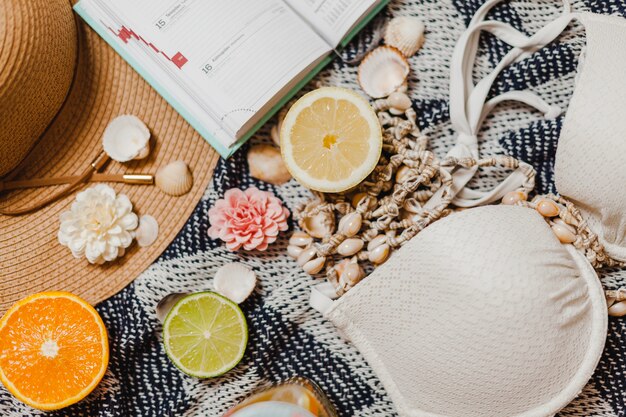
{"left": 0, "top": 13, "right": 219, "bottom": 312}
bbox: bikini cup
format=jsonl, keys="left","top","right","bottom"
{"left": 555, "top": 13, "right": 626, "bottom": 262}
{"left": 315, "top": 2, "right": 626, "bottom": 417}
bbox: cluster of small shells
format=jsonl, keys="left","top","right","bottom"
{"left": 288, "top": 94, "right": 535, "bottom": 295}
{"left": 511, "top": 192, "right": 626, "bottom": 317}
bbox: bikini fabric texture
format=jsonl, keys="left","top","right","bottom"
{"left": 323, "top": 2, "right": 626, "bottom": 417}
{"left": 1, "top": 1, "right": 625, "bottom": 417}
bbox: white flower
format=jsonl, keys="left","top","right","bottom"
{"left": 58, "top": 184, "right": 138, "bottom": 264}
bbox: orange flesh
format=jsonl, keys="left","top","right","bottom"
{"left": 290, "top": 97, "right": 371, "bottom": 181}
{"left": 0, "top": 292, "right": 108, "bottom": 410}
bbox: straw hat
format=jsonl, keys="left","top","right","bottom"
{"left": 0, "top": 0, "right": 219, "bottom": 311}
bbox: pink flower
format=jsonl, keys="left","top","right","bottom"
{"left": 208, "top": 187, "right": 290, "bottom": 251}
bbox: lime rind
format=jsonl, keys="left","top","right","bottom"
{"left": 163, "top": 291, "right": 248, "bottom": 378}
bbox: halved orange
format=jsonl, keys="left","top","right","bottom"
{"left": 0, "top": 291, "right": 109, "bottom": 410}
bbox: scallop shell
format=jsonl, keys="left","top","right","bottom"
{"left": 358, "top": 46, "right": 410, "bottom": 99}
{"left": 102, "top": 115, "right": 151, "bottom": 162}
{"left": 155, "top": 160, "right": 193, "bottom": 196}
{"left": 213, "top": 263, "right": 257, "bottom": 304}
{"left": 135, "top": 214, "right": 159, "bottom": 247}
{"left": 247, "top": 144, "right": 291, "bottom": 185}
{"left": 384, "top": 16, "right": 425, "bottom": 58}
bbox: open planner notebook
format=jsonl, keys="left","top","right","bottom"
{"left": 74, "top": 0, "right": 389, "bottom": 158}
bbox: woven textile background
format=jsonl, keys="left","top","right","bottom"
{"left": 1, "top": 0, "right": 625, "bottom": 415}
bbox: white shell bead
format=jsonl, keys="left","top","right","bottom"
{"left": 608, "top": 301, "right": 626, "bottom": 317}
{"left": 551, "top": 223, "right": 576, "bottom": 244}
{"left": 368, "top": 243, "right": 390, "bottom": 264}
{"left": 501, "top": 191, "right": 527, "bottom": 205}
{"left": 337, "top": 238, "right": 364, "bottom": 256}
{"left": 341, "top": 263, "right": 364, "bottom": 286}
{"left": 388, "top": 92, "right": 412, "bottom": 111}
{"left": 287, "top": 245, "right": 304, "bottom": 259}
{"left": 395, "top": 165, "right": 412, "bottom": 183}
{"left": 303, "top": 257, "right": 326, "bottom": 275}
{"left": 338, "top": 212, "right": 362, "bottom": 237}
{"left": 289, "top": 231, "right": 313, "bottom": 247}
{"left": 367, "top": 235, "right": 387, "bottom": 252}
{"left": 536, "top": 199, "right": 559, "bottom": 217}
{"left": 297, "top": 247, "right": 317, "bottom": 266}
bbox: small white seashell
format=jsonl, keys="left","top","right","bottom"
{"left": 155, "top": 160, "right": 193, "bottom": 196}
{"left": 367, "top": 235, "right": 387, "bottom": 252}
{"left": 289, "top": 231, "right": 313, "bottom": 247}
{"left": 135, "top": 215, "right": 159, "bottom": 247}
{"left": 608, "top": 301, "right": 626, "bottom": 317}
{"left": 338, "top": 212, "right": 362, "bottom": 237}
{"left": 247, "top": 144, "right": 291, "bottom": 185}
{"left": 213, "top": 262, "right": 257, "bottom": 304}
{"left": 102, "top": 115, "right": 151, "bottom": 162}
{"left": 303, "top": 257, "right": 326, "bottom": 275}
{"left": 384, "top": 16, "right": 425, "bottom": 58}
{"left": 388, "top": 92, "right": 412, "bottom": 112}
{"left": 551, "top": 223, "right": 576, "bottom": 244}
{"left": 358, "top": 45, "right": 410, "bottom": 99}
{"left": 368, "top": 243, "right": 390, "bottom": 264}
{"left": 297, "top": 247, "right": 318, "bottom": 266}
{"left": 337, "top": 238, "right": 364, "bottom": 256}
{"left": 287, "top": 245, "right": 304, "bottom": 259}
{"left": 301, "top": 210, "right": 335, "bottom": 239}
{"left": 155, "top": 292, "right": 189, "bottom": 323}
{"left": 352, "top": 192, "right": 368, "bottom": 209}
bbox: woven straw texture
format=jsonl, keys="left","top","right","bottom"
{"left": 1, "top": 0, "right": 625, "bottom": 416}
{"left": 0, "top": 0, "right": 219, "bottom": 310}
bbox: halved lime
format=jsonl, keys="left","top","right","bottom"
{"left": 163, "top": 291, "right": 248, "bottom": 378}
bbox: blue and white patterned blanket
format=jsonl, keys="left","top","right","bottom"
{"left": 2, "top": 0, "right": 625, "bottom": 415}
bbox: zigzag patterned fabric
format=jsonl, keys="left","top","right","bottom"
{"left": 1, "top": 0, "right": 625, "bottom": 415}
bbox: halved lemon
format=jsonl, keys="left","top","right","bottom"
{"left": 280, "top": 87, "right": 382, "bottom": 192}
{"left": 0, "top": 291, "right": 109, "bottom": 410}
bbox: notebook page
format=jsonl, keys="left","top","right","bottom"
{"left": 99, "top": 0, "right": 330, "bottom": 139}
{"left": 285, "top": 0, "right": 379, "bottom": 47}
{"left": 81, "top": 0, "right": 236, "bottom": 148}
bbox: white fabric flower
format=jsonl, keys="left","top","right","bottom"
{"left": 58, "top": 184, "right": 138, "bottom": 264}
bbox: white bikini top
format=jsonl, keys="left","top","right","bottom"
{"left": 312, "top": 1, "right": 626, "bottom": 416}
